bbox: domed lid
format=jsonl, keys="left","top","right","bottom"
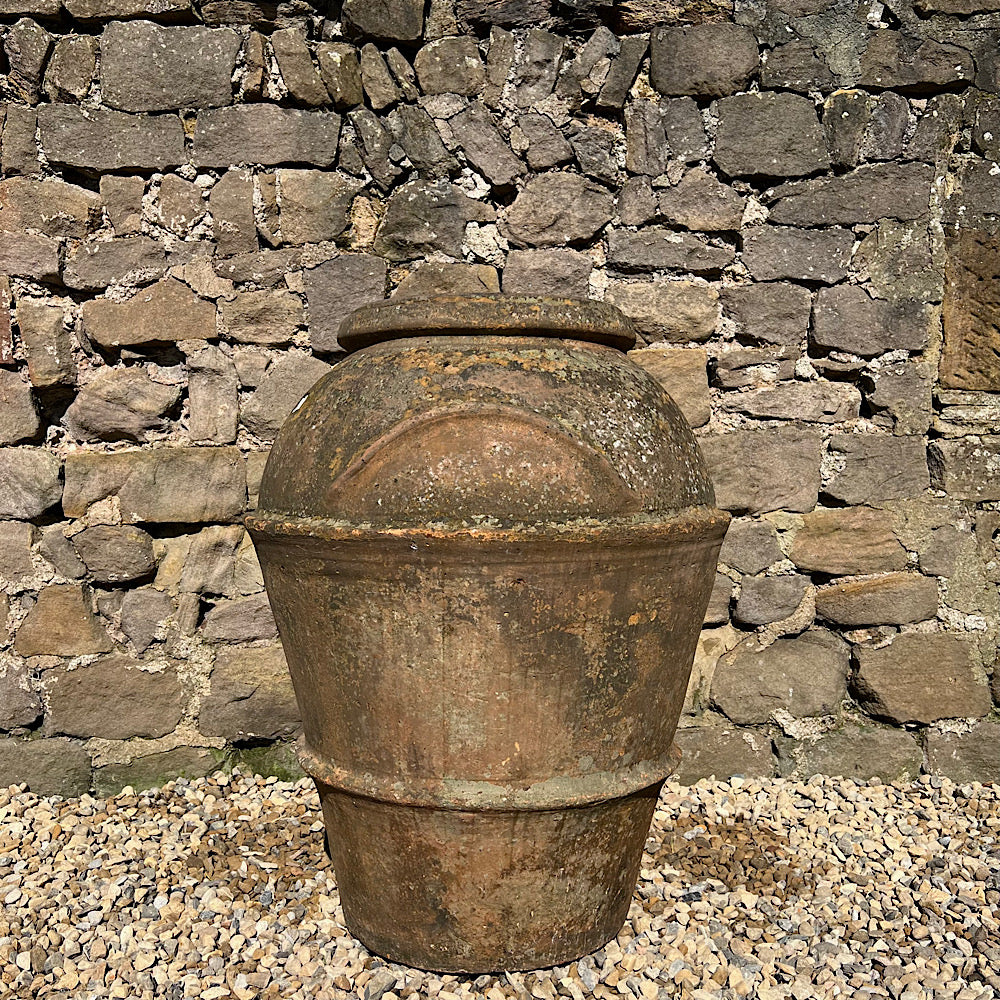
{"left": 257, "top": 295, "right": 716, "bottom": 528}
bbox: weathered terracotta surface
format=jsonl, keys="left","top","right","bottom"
{"left": 247, "top": 295, "right": 728, "bottom": 973}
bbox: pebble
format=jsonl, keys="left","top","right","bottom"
{"left": 1, "top": 771, "right": 999, "bottom": 999}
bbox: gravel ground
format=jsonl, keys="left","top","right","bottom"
{"left": 1, "top": 771, "right": 999, "bottom": 1000}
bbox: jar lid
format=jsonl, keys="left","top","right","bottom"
{"left": 337, "top": 294, "right": 637, "bottom": 352}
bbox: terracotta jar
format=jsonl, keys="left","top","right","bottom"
{"left": 246, "top": 296, "right": 728, "bottom": 973}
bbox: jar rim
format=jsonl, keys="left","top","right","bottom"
{"left": 337, "top": 294, "right": 638, "bottom": 352}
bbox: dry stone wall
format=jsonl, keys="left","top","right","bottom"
{"left": 0, "top": 0, "right": 998, "bottom": 795}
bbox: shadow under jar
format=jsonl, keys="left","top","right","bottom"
{"left": 246, "top": 295, "right": 729, "bottom": 974}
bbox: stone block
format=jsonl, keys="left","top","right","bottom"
{"left": 385, "top": 103, "right": 456, "bottom": 178}
{"left": 0, "top": 177, "right": 101, "bottom": 238}
{"left": 650, "top": 23, "right": 758, "bottom": 98}
{"left": 451, "top": 104, "right": 524, "bottom": 188}
{"left": 700, "top": 428, "right": 821, "bottom": 514}
{"left": 218, "top": 290, "right": 303, "bottom": 346}
{"left": 187, "top": 344, "right": 238, "bottom": 445}
{"left": 63, "top": 237, "right": 167, "bottom": 292}
{"left": 342, "top": 0, "right": 424, "bottom": 42}
{"left": 629, "top": 347, "right": 710, "bottom": 428}
{"left": 241, "top": 354, "right": 333, "bottom": 441}
{"left": 712, "top": 629, "right": 850, "bottom": 724}
{"left": 816, "top": 573, "right": 938, "bottom": 627}
{"left": 38, "top": 105, "right": 185, "bottom": 172}
{"left": 193, "top": 106, "right": 341, "bottom": 168}
{"left": 45, "top": 654, "right": 184, "bottom": 740}
{"left": 742, "top": 226, "right": 853, "bottom": 284}
{"left": 512, "top": 29, "right": 564, "bottom": 108}
{"left": 791, "top": 507, "right": 907, "bottom": 576}
{"left": 210, "top": 169, "right": 257, "bottom": 257}
{"left": 316, "top": 43, "right": 363, "bottom": 109}
{"left": 101, "top": 22, "right": 240, "bottom": 112}
{"left": 172, "top": 525, "right": 244, "bottom": 596}
{"left": 120, "top": 588, "right": 174, "bottom": 654}
{"left": 502, "top": 249, "right": 592, "bottom": 299}
{"left": 518, "top": 112, "right": 573, "bottom": 171}
{"left": 0, "top": 370, "right": 40, "bottom": 445}
{"left": 863, "top": 362, "right": 934, "bottom": 436}
{"left": 415, "top": 37, "right": 486, "bottom": 96}
{"left": 703, "top": 572, "right": 732, "bottom": 625}
{"left": 360, "top": 44, "right": 402, "bottom": 110}
{"left": 929, "top": 437, "right": 1000, "bottom": 502}
{"left": 714, "top": 93, "right": 829, "bottom": 179}
{"left": 776, "top": 726, "right": 921, "bottom": 782}
{"left": 276, "top": 169, "right": 359, "bottom": 245}
{"left": 859, "top": 30, "right": 974, "bottom": 93}
{"left": 0, "top": 520, "right": 35, "bottom": 585}
{"left": 157, "top": 175, "right": 204, "bottom": 235}
{"left": 17, "top": 298, "right": 74, "bottom": 389}
{"left": 4, "top": 18, "right": 52, "bottom": 105}
{"left": 567, "top": 123, "right": 620, "bottom": 186}
{"left": 64, "top": 367, "right": 179, "bottom": 443}
{"left": 761, "top": 39, "right": 833, "bottom": 93}
{"left": 227, "top": 742, "right": 304, "bottom": 782}
{"left": 721, "top": 382, "right": 860, "bottom": 424}
{"left": 720, "top": 284, "right": 811, "bottom": 347}
{"left": 200, "top": 645, "right": 299, "bottom": 741}
{"left": 94, "top": 746, "right": 218, "bottom": 797}
{"left": 100, "top": 176, "right": 144, "bottom": 236}
{"left": 854, "top": 633, "right": 990, "bottom": 724}
{"left": 201, "top": 592, "right": 277, "bottom": 642}
{"left": 719, "top": 519, "right": 783, "bottom": 576}
{"left": 65, "top": 0, "right": 191, "bottom": 16}
{"left": 305, "top": 254, "right": 388, "bottom": 352}
{"left": 82, "top": 279, "right": 216, "bottom": 348}
{"left": 673, "top": 727, "right": 774, "bottom": 783}
{"left": 608, "top": 228, "right": 734, "bottom": 275}
{"left": 375, "top": 179, "right": 473, "bottom": 261}
{"left": 768, "top": 163, "right": 934, "bottom": 227}
{"left": 38, "top": 525, "right": 85, "bottom": 580}
{"left": 0, "top": 737, "right": 91, "bottom": 796}
{"left": 625, "top": 98, "right": 707, "bottom": 175}
{"left": 502, "top": 172, "right": 613, "bottom": 249}
{"left": 394, "top": 262, "right": 499, "bottom": 299}
{"left": 657, "top": 168, "right": 746, "bottom": 232}
{"left": 271, "top": 27, "right": 327, "bottom": 106}
{"left": 605, "top": 281, "right": 718, "bottom": 343}
{"left": 63, "top": 447, "right": 246, "bottom": 523}
{"left": 72, "top": 525, "right": 156, "bottom": 585}
{"left": 0, "top": 231, "right": 59, "bottom": 281}
{"left": 927, "top": 722, "right": 1000, "bottom": 783}
{"left": 15, "top": 584, "right": 112, "bottom": 657}
{"left": 0, "top": 448, "right": 61, "bottom": 520}
{"left": 710, "top": 347, "right": 797, "bottom": 389}
{"left": 0, "top": 657, "right": 41, "bottom": 731}
{"left": 826, "top": 435, "right": 929, "bottom": 505}
{"left": 734, "top": 574, "right": 809, "bottom": 626}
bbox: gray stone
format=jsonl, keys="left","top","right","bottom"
{"left": 242, "top": 354, "right": 333, "bottom": 441}
{"left": 0, "top": 448, "right": 61, "bottom": 520}
{"left": 859, "top": 92, "right": 909, "bottom": 162}
{"left": 4, "top": 18, "right": 52, "bottom": 105}
{"left": 0, "top": 521, "right": 34, "bottom": 590}
{"left": 855, "top": 220, "right": 940, "bottom": 305}
{"left": 38, "top": 105, "right": 185, "bottom": 172}
{"left": 595, "top": 34, "right": 647, "bottom": 111}
{"left": 175, "top": 525, "right": 244, "bottom": 595}
{"left": 859, "top": 31, "right": 974, "bottom": 93}
{"left": 657, "top": 168, "right": 746, "bottom": 232}
{"left": 776, "top": 726, "right": 922, "bottom": 782}
{"left": 218, "top": 291, "right": 303, "bottom": 346}
{"left": 721, "top": 284, "right": 811, "bottom": 347}
{"left": 721, "top": 381, "right": 861, "bottom": 424}
{"left": 673, "top": 726, "right": 774, "bottom": 783}
{"left": 210, "top": 169, "right": 257, "bottom": 257}
{"left": 157, "top": 175, "right": 205, "bottom": 234}
{"left": 768, "top": 163, "right": 934, "bottom": 227}
{"left": 201, "top": 592, "right": 277, "bottom": 642}
{"left": 712, "top": 630, "right": 850, "bottom": 724}
{"left": 101, "top": 22, "right": 239, "bottom": 112}
{"left": 650, "top": 24, "right": 759, "bottom": 98}
{"left": 394, "top": 262, "right": 499, "bottom": 299}
{"left": 316, "top": 43, "right": 363, "bottom": 110}
{"left": 63, "top": 237, "right": 166, "bottom": 292}
{"left": 791, "top": 507, "right": 906, "bottom": 576}
{"left": 240, "top": 30, "right": 267, "bottom": 100}
{"left": 200, "top": 645, "right": 299, "bottom": 741}
{"left": 502, "top": 249, "right": 592, "bottom": 299}
{"left": 703, "top": 572, "right": 732, "bottom": 625}
{"left": 120, "top": 588, "right": 174, "bottom": 654}
{"left": 617, "top": 176, "right": 657, "bottom": 227}
{"left": 45, "top": 654, "right": 184, "bottom": 740}
{"left": 927, "top": 723, "right": 1000, "bottom": 783}
{"left": 451, "top": 104, "right": 524, "bottom": 188}
{"left": 1, "top": 105, "right": 39, "bottom": 176}
{"left": 17, "top": 298, "right": 74, "bottom": 389}
{"left": 629, "top": 347, "right": 710, "bottom": 429}
{"left": 719, "top": 519, "right": 784, "bottom": 576}
{"left": 517, "top": 113, "right": 573, "bottom": 171}
{"left": 0, "top": 177, "right": 101, "bottom": 238}
{"left": 82, "top": 279, "right": 216, "bottom": 349}
{"left": 94, "top": 746, "right": 218, "bottom": 796}
{"left": 483, "top": 26, "right": 515, "bottom": 107}
{"left": 0, "top": 371, "right": 39, "bottom": 445}
{"left": 605, "top": 281, "right": 718, "bottom": 343}
{"left": 0, "top": 232, "right": 59, "bottom": 281}
{"left": 72, "top": 525, "right": 157, "bottom": 585}
{"left": 101, "top": 176, "right": 144, "bottom": 236}
{"left": 816, "top": 572, "right": 938, "bottom": 626}
{"left": 503, "top": 172, "right": 614, "bottom": 248}
{"left": 63, "top": 447, "right": 246, "bottom": 523}
{"left": 556, "top": 24, "right": 618, "bottom": 105}
{"left": 735, "top": 574, "right": 809, "bottom": 626}
{"left": 512, "top": 29, "right": 564, "bottom": 108}
{"left": 742, "top": 226, "right": 853, "bottom": 284}
{"left": 374, "top": 179, "right": 471, "bottom": 261}
{"left": 713, "top": 348, "right": 798, "bottom": 392}
{"left": 812, "top": 286, "right": 931, "bottom": 358}
{"left": 64, "top": 367, "right": 179, "bottom": 443}
{"left": 271, "top": 27, "right": 327, "bottom": 107}
{"left": 386, "top": 103, "right": 457, "bottom": 177}
{"left": 414, "top": 37, "right": 486, "bottom": 96}
{"left": 714, "top": 93, "right": 829, "bottom": 179}
{"left": 863, "top": 362, "right": 934, "bottom": 436}
{"left": 15, "top": 584, "right": 112, "bottom": 657}
{"left": 342, "top": 0, "right": 424, "bottom": 42}
{"left": 929, "top": 437, "right": 1000, "bottom": 502}
{"left": 906, "top": 92, "right": 965, "bottom": 162}
{"left": 822, "top": 89, "right": 869, "bottom": 170}
{"left": 385, "top": 47, "right": 420, "bottom": 102}
{"left": 193, "top": 106, "right": 341, "bottom": 168}
{"left": 625, "top": 98, "right": 707, "bottom": 174}
{"left": 826, "top": 435, "right": 929, "bottom": 505}
{"left": 608, "top": 228, "right": 734, "bottom": 276}
{"left": 0, "top": 658, "right": 41, "bottom": 731}
{"left": 0, "top": 738, "right": 91, "bottom": 796}
{"left": 64, "top": 0, "right": 190, "bottom": 15}
{"left": 700, "top": 429, "right": 821, "bottom": 514}
{"left": 854, "top": 633, "right": 990, "bottom": 724}
{"left": 306, "top": 254, "right": 388, "bottom": 352}
{"left": 360, "top": 44, "right": 402, "bottom": 110}
{"left": 38, "top": 525, "right": 86, "bottom": 580}
{"left": 187, "top": 344, "right": 238, "bottom": 445}
{"left": 214, "top": 248, "right": 303, "bottom": 288}
{"left": 972, "top": 93, "right": 1000, "bottom": 161}
{"left": 761, "top": 39, "right": 833, "bottom": 93}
